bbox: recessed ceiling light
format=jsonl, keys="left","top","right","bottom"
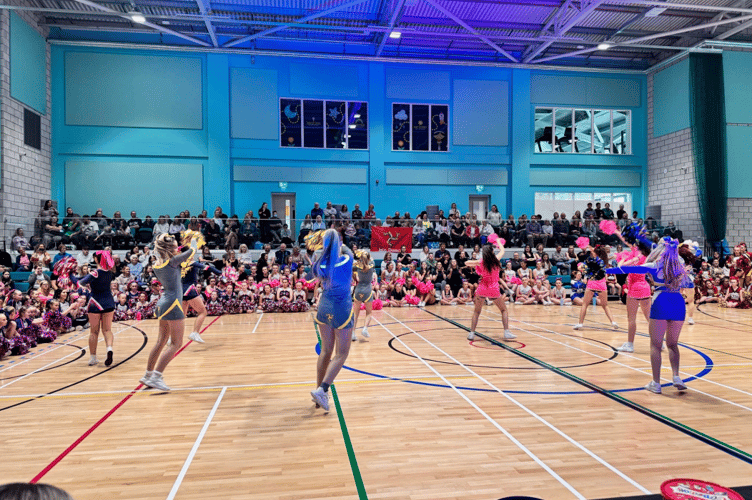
{"left": 128, "top": 10, "right": 146, "bottom": 23}
{"left": 162, "top": 20, "right": 170, "bottom": 25}
{"left": 577, "top": 45, "right": 585, "bottom": 49}
{"left": 389, "top": 31, "right": 401, "bottom": 39}
{"left": 597, "top": 42, "right": 612, "bottom": 50}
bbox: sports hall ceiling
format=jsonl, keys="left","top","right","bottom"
{"left": 11, "top": 0, "right": 752, "bottom": 70}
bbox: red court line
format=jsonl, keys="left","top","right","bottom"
{"left": 30, "top": 315, "right": 222, "bottom": 484}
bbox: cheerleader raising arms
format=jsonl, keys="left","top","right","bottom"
{"left": 464, "top": 243, "right": 515, "bottom": 341}
{"left": 573, "top": 245, "right": 617, "bottom": 331}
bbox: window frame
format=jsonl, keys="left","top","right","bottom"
{"left": 279, "top": 97, "right": 369, "bottom": 150}
{"left": 392, "top": 102, "right": 450, "bottom": 153}
{"left": 534, "top": 107, "right": 631, "bottom": 155}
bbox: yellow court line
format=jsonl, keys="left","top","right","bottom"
{"left": 0, "top": 375, "right": 480, "bottom": 402}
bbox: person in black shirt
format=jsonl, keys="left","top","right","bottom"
{"left": 616, "top": 204, "right": 626, "bottom": 221}
{"left": 275, "top": 243, "right": 291, "bottom": 268}
{"left": 268, "top": 211, "right": 283, "bottom": 244}
{"left": 446, "top": 260, "right": 464, "bottom": 296}
{"left": 397, "top": 245, "right": 412, "bottom": 267}
{"left": 450, "top": 220, "right": 465, "bottom": 247}
{"left": 258, "top": 202, "right": 271, "bottom": 243}
{"left": 594, "top": 202, "right": 604, "bottom": 221}
{"left": 454, "top": 245, "right": 469, "bottom": 268}
{"left": 351, "top": 204, "right": 363, "bottom": 221}
{"left": 434, "top": 242, "right": 450, "bottom": 261}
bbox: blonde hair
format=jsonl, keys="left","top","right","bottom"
{"left": 155, "top": 233, "right": 176, "bottom": 265}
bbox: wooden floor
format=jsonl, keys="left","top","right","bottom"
{"left": 2, "top": 302, "right": 752, "bottom": 499}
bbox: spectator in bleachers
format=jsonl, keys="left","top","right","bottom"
{"left": 542, "top": 219, "right": 553, "bottom": 244}
{"left": 75, "top": 246, "right": 93, "bottom": 267}
{"left": 465, "top": 219, "right": 481, "bottom": 247}
{"left": 487, "top": 205, "right": 502, "bottom": 233}
{"left": 513, "top": 215, "right": 527, "bottom": 247}
{"left": 28, "top": 265, "right": 46, "bottom": 289}
{"left": 275, "top": 243, "right": 290, "bottom": 268}
{"left": 43, "top": 214, "right": 67, "bottom": 249}
{"left": 127, "top": 255, "right": 143, "bottom": 284}
{"left": 142, "top": 215, "right": 155, "bottom": 231}
{"left": 224, "top": 215, "right": 240, "bottom": 249}
{"left": 526, "top": 215, "right": 547, "bottom": 248}
{"left": 583, "top": 203, "right": 595, "bottom": 219}
{"left": 38, "top": 199, "right": 58, "bottom": 231}
{"left": 154, "top": 216, "right": 172, "bottom": 242}
{"left": 168, "top": 216, "right": 184, "bottom": 236}
{"left": 62, "top": 206, "right": 79, "bottom": 225}
{"left": 351, "top": 204, "right": 363, "bottom": 221}
{"left": 15, "top": 247, "right": 31, "bottom": 272}
{"left": 436, "top": 218, "right": 450, "bottom": 244}
{"left": 240, "top": 212, "right": 258, "bottom": 246}
{"left": 616, "top": 204, "right": 626, "bottom": 220}
{"left": 30, "top": 244, "right": 51, "bottom": 271}
{"left": 90, "top": 208, "right": 107, "bottom": 230}
{"left": 202, "top": 217, "right": 222, "bottom": 247}
{"left": 364, "top": 204, "right": 376, "bottom": 225}
{"left": 323, "top": 201, "right": 338, "bottom": 223}
{"left": 583, "top": 216, "right": 598, "bottom": 244}
{"left": 311, "top": 202, "right": 324, "bottom": 221}
{"left": 480, "top": 219, "right": 494, "bottom": 244}
{"left": 450, "top": 219, "right": 465, "bottom": 247}
{"left": 617, "top": 211, "right": 630, "bottom": 230}
{"left": 551, "top": 245, "right": 570, "bottom": 274}
{"left": 127, "top": 211, "right": 141, "bottom": 234}
{"left": 449, "top": 202, "right": 459, "bottom": 218}
{"left": 553, "top": 213, "right": 570, "bottom": 246}
{"left": 268, "top": 211, "right": 283, "bottom": 244}
{"left": 663, "top": 221, "right": 683, "bottom": 242}
{"left": 52, "top": 243, "right": 71, "bottom": 266}
{"left": 213, "top": 206, "right": 227, "bottom": 230}
{"left": 602, "top": 203, "right": 614, "bottom": 220}
{"left": 12, "top": 228, "right": 29, "bottom": 252}
{"left": 112, "top": 212, "right": 131, "bottom": 249}
{"left": 340, "top": 204, "right": 351, "bottom": 220}
{"left": 312, "top": 215, "right": 326, "bottom": 231}
{"left": 413, "top": 218, "right": 426, "bottom": 247}
{"left": 594, "top": 202, "right": 604, "bottom": 220}
{"left": 258, "top": 202, "right": 271, "bottom": 242}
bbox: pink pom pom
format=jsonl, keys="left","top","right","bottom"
{"left": 396, "top": 277, "right": 406, "bottom": 285}
{"left": 360, "top": 302, "right": 366, "bottom": 310}
{"left": 406, "top": 295, "right": 420, "bottom": 305}
{"left": 269, "top": 279, "right": 280, "bottom": 288}
{"left": 487, "top": 233, "right": 505, "bottom": 249}
{"left": 576, "top": 237, "right": 590, "bottom": 249}
{"left": 510, "top": 277, "right": 522, "bottom": 285}
{"left": 599, "top": 220, "right": 618, "bottom": 235}
{"left": 372, "top": 299, "right": 383, "bottom": 310}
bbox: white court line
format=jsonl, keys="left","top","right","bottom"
{"left": 477, "top": 310, "right": 752, "bottom": 411}
{"left": 166, "top": 386, "right": 226, "bottom": 500}
{"left": 374, "top": 316, "right": 587, "bottom": 500}
{"left": 252, "top": 313, "right": 263, "bottom": 333}
{"left": 382, "top": 313, "right": 651, "bottom": 496}
{"left": 0, "top": 322, "right": 141, "bottom": 391}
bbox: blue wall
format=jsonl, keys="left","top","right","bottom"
{"left": 52, "top": 46, "right": 647, "bottom": 222}
{"left": 652, "top": 59, "right": 689, "bottom": 138}
{"left": 10, "top": 12, "right": 46, "bottom": 114}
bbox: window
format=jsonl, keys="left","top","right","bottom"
{"left": 24, "top": 108, "right": 41, "bottom": 150}
{"left": 535, "top": 107, "right": 630, "bottom": 155}
{"left": 392, "top": 103, "right": 449, "bottom": 152}
{"left": 280, "top": 98, "right": 368, "bottom": 150}
{"left": 535, "top": 191, "right": 632, "bottom": 219}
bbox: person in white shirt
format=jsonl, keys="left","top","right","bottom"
{"left": 419, "top": 245, "right": 431, "bottom": 263}
{"left": 152, "top": 216, "right": 170, "bottom": 240}
{"left": 76, "top": 246, "right": 94, "bottom": 267}
{"left": 480, "top": 220, "right": 494, "bottom": 242}
{"left": 323, "top": 201, "right": 338, "bottom": 223}
{"left": 486, "top": 205, "right": 502, "bottom": 231}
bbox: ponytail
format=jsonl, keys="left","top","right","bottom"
{"left": 312, "top": 229, "right": 341, "bottom": 288}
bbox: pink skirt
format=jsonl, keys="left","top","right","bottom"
{"left": 476, "top": 284, "right": 501, "bottom": 299}
{"left": 586, "top": 278, "right": 607, "bottom": 292}
{"left": 627, "top": 274, "right": 651, "bottom": 299}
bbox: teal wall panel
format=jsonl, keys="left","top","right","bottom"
{"left": 385, "top": 68, "right": 451, "bottom": 100}
{"left": 65, "top": 160, "right": 204, "bottom": 216}
{"left": 289, "top": 62, "right": 359, "bottom": 97}
{"left": 726, "top": 126, "right": 752, "bottom": 197}
{"left": 64, "top": 51, "right": 203, "bottom": 128}
{"left": 453, "top": 80, "right": 509, "bottom": 146}
{"left": 723, "top": 51, "right": 752, "bottom": 124}
{"left": 10, "top": 12, "right": 46, "bottom": 114}
{"left": 530, "top": 168, "right": 641, "bottom": 187}
{"left": 530, "top": 73, "right": 640, "bottom": 107}
{"left": 653, "top": 58, "right": 690, "bottom": 137}
{"left": 231, "top": 68, "right": 278, "bottom": 140}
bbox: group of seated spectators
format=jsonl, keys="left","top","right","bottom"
{"left": 24, "top": 198, "right": 684, "bottom": 254}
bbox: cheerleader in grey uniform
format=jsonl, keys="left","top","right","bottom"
{"left": 351, "top": 249, "right": 375, "bottom": 341}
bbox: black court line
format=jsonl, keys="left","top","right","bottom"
{"left": 0, "top": 327, "right": 148, "bottom": 413}
{"left": 0, "top": 344, "right": 86, "bottom": 381}
{"left": 422, "top": 308, "right": 752, "bottom": 467}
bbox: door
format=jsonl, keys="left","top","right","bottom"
{"left": 469, "top": 195, "right": 490, "bottom": 221}
{"left": 272, "top": 193, "right": 296, "bottom": 239}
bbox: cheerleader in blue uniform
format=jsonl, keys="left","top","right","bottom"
{"left": 308, "top": 229, "right": 354, "bottom": 412}
{"left": 181, "top": 258, "right": 221, "bottom": 344}
{"left": 78, "top": 251, "right": 116, "bottom": 366}
{"left": 607, "top": 237, "right": 693, "bottom": 394}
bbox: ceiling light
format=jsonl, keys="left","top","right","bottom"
{"left": 577, "top": 45, "right": 585, "bottom": 49}
{"left": 389, "top": 31, "right": 401, "bottom": 39}
{"left": 597, "top": 42, "right": 612, "bottom": 50}
{"left": 128, "top": 10, "right": 146, "bottom": 23}
{"left": 645, "top": 6, "right": 667, "bottom": 17}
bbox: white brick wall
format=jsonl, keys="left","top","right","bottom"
{"left": 1, "top": 7, "right": 52, "bottom": 246}
{"left": 726, "top": 198, "right": 752, "bottom": 245}
{"left": 646, "top": 69, "right": 703, "bottom": 243}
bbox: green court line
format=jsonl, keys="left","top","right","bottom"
{"left": 422, "top": 308, "right": 752, "bottom": 467}
{"left": 314, "top": 322, "right": 368, "bottom": 500}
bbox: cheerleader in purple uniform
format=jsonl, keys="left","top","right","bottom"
{"left": 573, "top": 245, "right": 618, "bottom": 331}
{"left": 292, "top": 281, "right": 310, "bottom": 312}
{"left": 78, "top": 251, "right": 117, "bottom": 366}
{"left": 182, "top": 259, "right": 221, "bottom": 344}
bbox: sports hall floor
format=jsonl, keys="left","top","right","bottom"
{"left": 1, "top": 302, "right": 751, "bottom": 500}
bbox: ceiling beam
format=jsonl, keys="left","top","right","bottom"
{"left": 524, "top": 0, "right": 610, "bottom": 63}
{"left": 533, "top": 12, "right": 752, "bottom": 63}
{"left": 375, "top": 0, "right": 406, "bottom": 56}
{"left": 67, "top": 0, "right": 211, "bottom": 46}
{"left": 223, "top": 0, "right": 369, "bottom": 48}
{"left": 421, "top": 0, "right": 518, "bottom": 62}
{"left": 195, "top": 0, "right": 217, "bottom": 47}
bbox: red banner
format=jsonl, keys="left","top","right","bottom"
{"left": 370, "top": 227, "right": 412, "bottom": 252}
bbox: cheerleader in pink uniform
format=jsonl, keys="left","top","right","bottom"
{"left": 613, "top": 224, "right": 653, "bottom": 352}
{"left": 574, "top": 245, "right": 618, "bottom": 330}
{"left": 464, "top": 243, "right": 516, "bottom": 341}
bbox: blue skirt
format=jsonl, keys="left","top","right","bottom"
{"left": 650, "top": 291, "right": 686, "bottom": 321}
{"left": 316, "top": 295, "right": 354, "bottom": 330}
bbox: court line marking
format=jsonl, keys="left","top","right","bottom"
{"left": 373, "top": 316, "right": 587, "bottom": 500}
{"left": 0, "top": 320, "right": 142, "bottom": 375}
{"left": 482, "top": 310, "right": 752, "bottom": 408}
{"left": 0, "top": 322, "right": 142, "bottom": 390}
{"left": 166, "top": 386, "right": 227, "bottom": 500}
{"left": 252, "top": 313, "right": 264, "bottom": 333}
{"left": 29, "top": 316, "right": 222, "bottom": 483}
{"left": 313, "top": 322, "right": 368, "bottom": 500}
{"left": 423, "top": 308, "right": 752, "bottom": 467}
{"left": 381, "top": 313, "right": 651, "bottom": 495}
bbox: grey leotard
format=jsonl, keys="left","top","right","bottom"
{"left": 153, "top": 248, "right": 195, "bottom": 320}
{"left": 353, "top": 266, "right": 375, "bottom": 303}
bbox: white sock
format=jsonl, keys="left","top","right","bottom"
{"left": 107, "top": 346, "right": 113, "bottom": 352}
{"left": 153, "top": 370, "right": 163, "bottom": 378}
{"left": 143, "top": 370, "right": 153, "bottom": 379}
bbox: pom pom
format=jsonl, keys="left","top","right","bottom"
{"left": 510, "top": 277, "right": 522, "bottom": 285}
{"left": 576, "top": 237, "right": 590, "bottom": 249}
{"left": 599, "top": 220, "right": 618, "bottom": 235}
{"left": 406, "top": 295, "right": 420, "bottom": 305}
{"left": 487, "top": 233, "right": 506, "bottom": 249}
{"left": 395, "top": 277, "right": 406, "bottom": 285}
{"left": 372, "top": 298, "right": 383, "bottom": 310}
{"left": 269, "top": 279, "right": 280, "bottom": 288}
{"left": 360, "top": 302, "right": 366, "bottom": 310}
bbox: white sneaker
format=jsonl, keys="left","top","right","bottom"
{"left": 467, "top": 331, "right": 475, "bottom": 341}
{"left": 75, "top": 326, "right": 83, "bottom": 331}
{"left": 189, "top": 332, "right": 205, "bottom": 343}
{"left": 503, "top": 330, "right": 517, "bottom": 340}
{"left": 673, "top": 376, "right": 687, "bottom": 390}
{"left": 645, "top": 380, "right": 662, "bottom": 394}
{"left": 612, "top": 322, "right": 619, "bottom": 330}
{"left": 310, "top": 387, "right": 330, "bottom": 411}
{"left": 515, "top": 301, "right": 524, "bottom": 305}
{"left": 617, "top": 342, "right": 634, "bottom": 353}
{"left": 352, "top": 332, "right": 358, "bottom": 342}
{"left": 573, "top": 324, "right": 583, "bottom": 330}
{"left": 361, "top": 327, "right": 370, "bottom": 338}
{"left": 139, "top": 372, "right": 153, "bottom": 386}
{"left": 688, "top": 318, "right": 695, "bottom": 325}
{"left": 147, "top": 373, "right": 171, "bottom": 392}
{"left": 88, "top": 356, "right": 98, "bottom": 366}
